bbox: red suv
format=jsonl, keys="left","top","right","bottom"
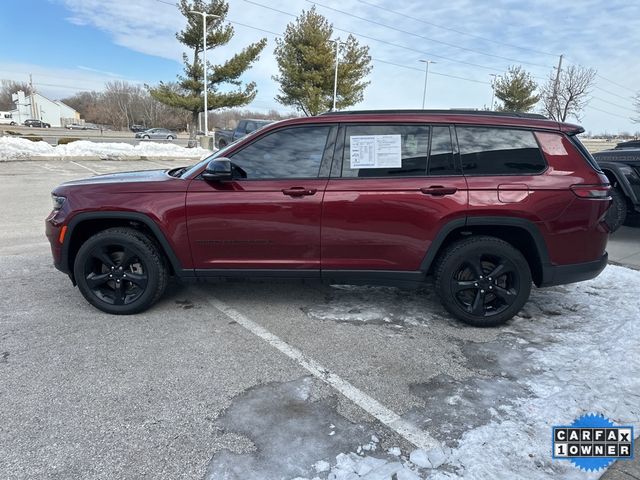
{"left": 45, "top": 110, "right": 611, "bottom": 326}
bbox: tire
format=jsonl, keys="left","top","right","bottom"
{"left": 605, "top": 187, "right": 627, "bottom": 233}
{"left": 218, "top": 140, "right": 227, "bottom": 148}
{"left": 73, "top": 228, "right": 168, "bottom": 315}
{"left": 435, "top": 236, "right": 532, "bottom": 327}
{"left": 167, "top": 135, "right": 174, "bottom": 140}
{"left": 142, "top": 135, "right": 150, "bottom": 139}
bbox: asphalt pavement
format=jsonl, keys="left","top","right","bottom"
{"left": 0, "top": 159, "right": 638, "bottom": 479}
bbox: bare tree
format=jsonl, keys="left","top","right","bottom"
{"left": 632, "top": 92, "right": 640, "bottom": 124}
{"left": 541, "top": 65, "right": 596, "bottom": 122}
{"left": 0, "top": 80, "right": 33, "bottom": 110}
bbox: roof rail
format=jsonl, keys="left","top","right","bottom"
{"left": 319, "top": 109, "right": 549, "bottom": 120}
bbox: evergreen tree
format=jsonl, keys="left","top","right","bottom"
{"left": 494, "top": 66, "right": 540, "bottom": 112}
{"left": 149, "top": 0, "right": 266, "bottom": 137}
{"left": 273, "top": 7, "right": 372, "bottom": 116}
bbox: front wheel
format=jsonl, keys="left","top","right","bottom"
{"left": 73, "top": 228, "right": 168, "bottom": 314}
{"left": 435, "top": 236, "right": 531, "bottom": 327}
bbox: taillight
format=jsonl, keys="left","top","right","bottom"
{"left": 570, "top": 184, "right": 611, "bottom": 199}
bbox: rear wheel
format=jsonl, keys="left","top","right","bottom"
{"left": 142, "top": 134, "right": 150, "bottom": 139}
{"left": 218, "top": 139, "right": 227, "bottom": 148}
{"left": 167, "top": 135, "right": 174, "bottom": 140}
{"left": 605, "top": 187, "right": 627, "bottom": 232}
{"left": 73, "top": 228, "right": 168, "bottom": 314}
{"left": 435, "top": 236, "right": 531, "bottom": 327}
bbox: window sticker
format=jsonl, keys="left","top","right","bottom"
{"left": 350, "top": 135, "right": 402, "bottom": 169}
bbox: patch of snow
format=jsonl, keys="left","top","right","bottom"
{"left": 0, "top": 136, "right": 210, "bottom": 160}
{"left": 387, "top": 447, "right": 401, "bottom": 456}
{"left": 313, "top": 460, "right": 331, "bottom": 473}
{"left": 313, "top": 265, "right": 640, "bottom": 479}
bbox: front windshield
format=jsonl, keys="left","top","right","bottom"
{"left": 180, "top": 123, "right": 272, "bottom": 178}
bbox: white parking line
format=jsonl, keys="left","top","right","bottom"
{"left": 205, "top": 295, "right": 441, "bottom": 452}
{"left": 70, "top": 161, "right": 101, "bottom": 175}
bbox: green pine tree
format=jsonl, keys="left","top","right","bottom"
{"left": 273, "top": 7, "right": 372, "bottom": 116}
{"left": 494, "top": 66, "right": 540, "bottom": 113}
{"left": 149, "top": 0, "right": 266, "bottom": 137}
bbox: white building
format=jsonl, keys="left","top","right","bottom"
{"left": 10, "top": 91, "right": 80, "bottom": 127}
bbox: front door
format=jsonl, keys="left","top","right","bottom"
{"left": 186, "top": 124, "right": 336, "bottom": 274}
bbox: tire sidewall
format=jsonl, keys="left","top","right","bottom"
{"left": 73, "top": 231, "right": 162, "bottom": 314}
{"left": 605, "top": 188, "right": 627, "bottom": 232}
{"left": 436, "top": 238, "right": 532, "bottom": 327}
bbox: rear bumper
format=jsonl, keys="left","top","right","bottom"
{"left": 540, "top": 252, "right": 608, "bottom": 287}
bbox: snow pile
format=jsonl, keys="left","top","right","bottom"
{"left": 0, "top": 136, "right": 210, "bottom": 160}
{"left": 307, "top": 264, "right": 640, "bottom": 479}
{"left": 0, "top": 135, "right": 55, "bottom": 158}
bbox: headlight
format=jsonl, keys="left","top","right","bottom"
{"left": 52, "top": 194, "right": 66, "bottom": 211}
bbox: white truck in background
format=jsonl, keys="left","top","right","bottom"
{"left": 0, "top": 111, "right": 17, "bottom": 125}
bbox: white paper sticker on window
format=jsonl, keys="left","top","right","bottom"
{"left": 350, "top": 135, "right": 401, "bottom": 169}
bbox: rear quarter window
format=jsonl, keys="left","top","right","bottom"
{"left": 456, "top": 127, "right": 546, "bottom": 175}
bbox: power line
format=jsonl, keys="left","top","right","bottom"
{"left": 242, "top": 0, "right": 506, "bottom": 73}
{"left": 587, "top": 105, "right": 632, "bottom": 120}
{"left": 355, "top": 0, "right": 559, "bottom": 58}
{"left": 372, "top": 58, "right": 490, "bottom": 85}
{"left": 306, "top": 0, "right": 554, "bottom": 70}
{"left": 594, "top": 85, "right": 633, "bottom": 102}
{"left": 591, "top": 96, "right": 635, "bottom": 113}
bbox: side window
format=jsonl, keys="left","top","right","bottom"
{"left": 229, "top": 126, "right": 331, "bottom": 179}
{"left": 342, "top": 124, "right": 430, "bottom": 177}
{"left": 429, "top": 126, "right": 457, "bottom": 175}
{"left": 244, "top": 121, "right": 257, "bottom": 133}
{"left": 457, "top": 127, "right": 546, "bottom": 175}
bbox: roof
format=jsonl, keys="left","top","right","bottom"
{"left": 261, "top": 109, "right": 577, "bottom": 133}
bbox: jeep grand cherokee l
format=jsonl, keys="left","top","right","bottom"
{"left": 45, "top": 110, "right": 611, "bottom": 327}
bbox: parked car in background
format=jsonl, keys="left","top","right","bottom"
{"left": 66, "top": 123, "right": 99, "bottom": 130}
{"left": 135, "top": 128, "right": 177, "bottom": 140}
{"left": 46, "top": 110, "right": 611, "bottom": 327}
{"left": 23, "top": 119, "right": 50, "bottom": 128}
{"left": 593, "top": 147, "right": 640, "bottom": 231}
{"left": 615, "top": 140, "right": 640, "bottom": 150}
{"left": 129, "top": 124, "right": 147, "bottom": 133}
{"left": 215, "top": 118, "right": 272, "bottom": 148}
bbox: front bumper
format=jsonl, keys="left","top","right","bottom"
{"left": 540, "top": 252, "right": 608, "bottom": 287}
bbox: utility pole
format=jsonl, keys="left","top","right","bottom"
{"left": 331, "top": 38, "right": 344, "bottom": 111}
{"left": 189, "top": 10, "right": 220, "bottom": 136}
{"left": 419, "top": 59, "right": 435, "bottom": 109}
{"left": 489, "top": 73, "right": 498, "bottom": 110}
{"left": 552, "top": 54, "right": 564, "bottom": 120}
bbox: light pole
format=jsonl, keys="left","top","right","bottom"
{"left": 331, "top": 38, "right": 345, "bottom": 111}
{"left": 489, "top": 73, "right": 498, "bottom": 110}
{"left": 419, "top": 59, "right": 435, "bottom": 109}
{"left": 189, "top": 10, "right": 220, "bottom": 136}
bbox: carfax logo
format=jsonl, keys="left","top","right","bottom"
{"left": 553, "top": 413, "right": 634, "bottom": 472}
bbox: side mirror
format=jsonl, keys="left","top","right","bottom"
{"left": 202, "top": 158, "right": 232, "bottom": 181}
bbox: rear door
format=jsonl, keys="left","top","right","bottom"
{"left": 321, "top": 123, "right": 468, "bottom": 275}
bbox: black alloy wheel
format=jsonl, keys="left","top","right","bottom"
{"left": 435, "top": 236, "right": 531, "bottom": 327}
{"left": 74, "top": 228, "right": 168, "bottom": 314}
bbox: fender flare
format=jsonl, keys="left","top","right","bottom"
{"left": 62, "top": 211, "right": 189, "bottom": 277}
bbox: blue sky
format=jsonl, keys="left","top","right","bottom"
{"left": 0, "top": 0, "right": 638, "bottom": 134}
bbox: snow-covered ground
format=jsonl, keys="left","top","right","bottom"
{"left": 0, "top": 136, "right": 210, "bottom": 159}
{"left": 297, "top": 264, "right": 640, "bottom": 479}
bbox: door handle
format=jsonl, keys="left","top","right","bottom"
{"left": 282, "top": 187, "right": 317, "bottom": 197}
{"left": 420, "top": 186, "right": 458, "bottom": 196}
